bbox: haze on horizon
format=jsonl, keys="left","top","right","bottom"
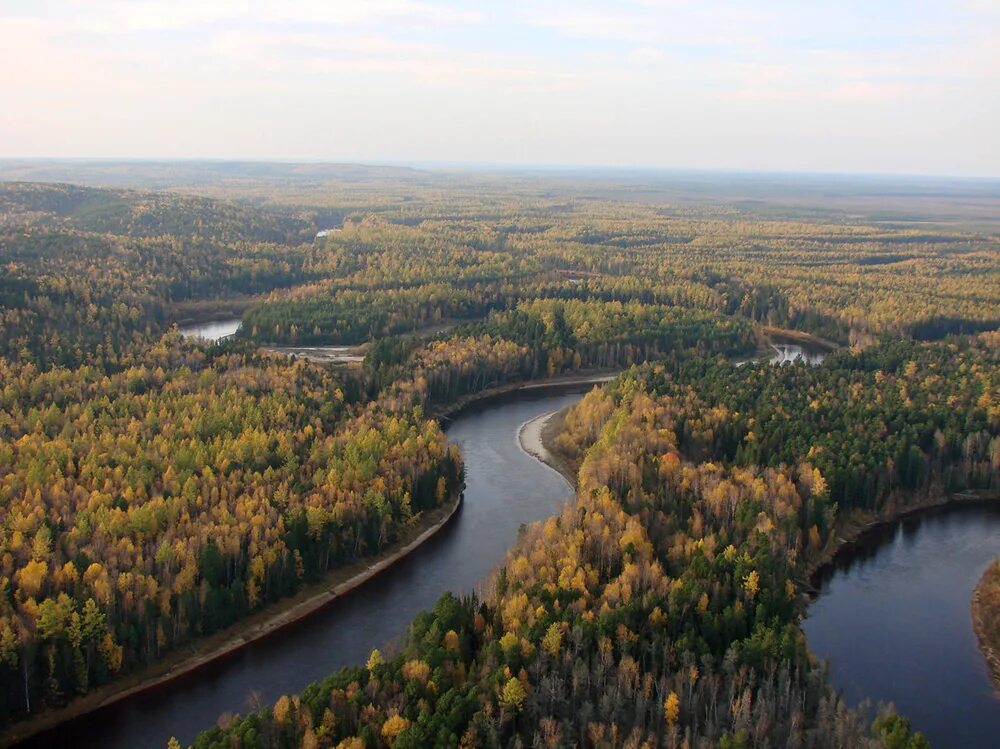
{"left": 2, "top": 0, "right": 998, "bottom": 178}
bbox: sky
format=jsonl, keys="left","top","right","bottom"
{"left": 1, "top": 0, "right": 998, "bottom": 177}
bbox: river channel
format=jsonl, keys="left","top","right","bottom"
{"left": 18, "top": 388, "right": 587, "bottom": 749}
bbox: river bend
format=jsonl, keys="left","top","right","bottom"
{"left": 804, "top": 505, "right": 1000, "bottom": 748}
{"left": 20, "top": 388, "right": 585, "bottom": 749}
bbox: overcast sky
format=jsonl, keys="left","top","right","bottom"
{"left": 2, "top": 1, "right": 998, "bottom": 177}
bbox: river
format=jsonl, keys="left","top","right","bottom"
{"left": 804, "top": 504, "right": 1000, "bottom": 748}
{"left": 17, "top": 387, "right": 586, "bottom": 749}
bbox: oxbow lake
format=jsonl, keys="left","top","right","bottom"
{"left": 176, "top": 318, "right": 242, "bottom": 341}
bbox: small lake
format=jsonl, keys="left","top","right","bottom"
{"left": 262, "top": 345, "right": 365, "bottom": 364}
{"left": 769, "top": 343, "right": 826, "bottom": 365}
{"left": 732, "top": 342, "right": 828, "bottom": 367}
{"left": 804, "top": 504, "right": 1000, "bottom": 748}
{"left": 176, "top": 318, "right": 242, "bottom": 341}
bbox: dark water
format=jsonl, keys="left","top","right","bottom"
{"left": 21, "top": 388, "right": 583, "bottom": 749}
{"left": 176, "top": 319, "right": 241, "bottom": 341}
{"left": 768, "top": 343, "right": 826, "bottom": 365}
{"left": 804, "top": 505, "right": 1000, "bottom": 748}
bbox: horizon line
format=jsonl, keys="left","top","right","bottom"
{"left": 0, "top": 156, "right": 998, "bottom": 183}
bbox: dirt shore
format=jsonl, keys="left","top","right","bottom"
{"left": 517, "top": 406, "right": 579, "bottom": 487}
{"left": 805, "top": 490, "right": 1000, "bottom": 591}
{"left": 434, "top": 369, "right": 619, "bottom": 423}
{"left": 971, "top": 556, "right": 1000, "bottom": 692}
{"left": 758, "top": 325, "right": 842, "bottom": 352}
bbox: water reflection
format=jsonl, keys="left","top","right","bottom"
{"left": 768, "top": 343, "right": 826, "bottom": 365}
{"left": 805, "top": 504, "right": 1000, "bottom": 748}
{"left": 176, "top": 318, "right": 242, "bottom": 341}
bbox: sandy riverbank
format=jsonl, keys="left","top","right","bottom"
{"left": 434, "top": 370, "right": 619, "bottom": 422}
{"left": 517, "top": 407, "right": 579, "bottom": 487}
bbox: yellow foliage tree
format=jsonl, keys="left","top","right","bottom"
{"left": 382, "top": 714, "right": 411, "bottom": 743}
{"left": 499, "top": 676, "right": 527, "bottom": 713}
{"left": 664, "top": 691, "right": 680, "bottom": 726}
{"left": 541, "top": 623, "right": 563, "bottom": 658}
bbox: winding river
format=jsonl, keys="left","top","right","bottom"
{"left": 18, "top": 388, "right": 586, "bottom": 749}
{"left": 15, "top": 373, "right": 1000, "bottom": 748}
{"left": 804, "top": 505, "right": 1000, "bottom": 748}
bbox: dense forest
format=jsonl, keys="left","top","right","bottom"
{"left": 0, "top": 176, "right": 997, "bottom": 747}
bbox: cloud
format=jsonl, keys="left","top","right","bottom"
{"left": 70, "top": 0, "right": 485, "bottom": 33}
{"left": 628, "top": 47, "right": 665, "bottom": 65}
{"left": 0, "top": 1, "right": 997, "bottom": 174}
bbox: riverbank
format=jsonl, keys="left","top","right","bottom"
{"left": 1, "top": 490, "right": 463, "bottom": 748}
{"left": 517, "top": 406, "right": 579, "bottom": 487}
{"left": 972, "top": 556, "right": 1000, "bottom": 692}
{"left": 806, "top": 489, "right": 1000, "bottom": 592}
{"left": 168, "top": 298, "right": 255, "bottom": 328}
{"left": 434, "top": 369, "right": 619, "bottom": 423}
{"left": 758, "top": 325, "right": 842, "bottom": 352}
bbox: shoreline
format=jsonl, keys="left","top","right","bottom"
{"left": 971, "top": 557, "right": 1000, "bottom": 692}
{"left": 516, "top": 406, "right": 579, "bottom": 487}
{"left": 434, "top": 369, "right": 619, "bottom": 423}
{"left": 2, "top": 368, "right": 620, "bottom": 748}
{"left": 758, "top": 325, "right": 842, "bottom": 352}
{"left": 2, "top": 490, "right": 463, "bottom": 748}
{"left": 805, "top": 489, "right": 1000, "bottom": 591}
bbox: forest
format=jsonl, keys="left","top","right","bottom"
{"left": 192, "top": 334, "right": 996, "bottom": 749}
{"left": 0, "top": 173, "right": 997, "bottom": 747}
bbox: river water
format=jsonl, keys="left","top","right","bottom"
{"left": 19, "top": 388, "right": 585, "bottom": 749}
{"left": 804, "top": 505, "right": 1000, "bottom": 748}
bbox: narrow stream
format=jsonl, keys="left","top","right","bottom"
{"left": 19, "top": 388, "right": 586, "bottom": 749}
